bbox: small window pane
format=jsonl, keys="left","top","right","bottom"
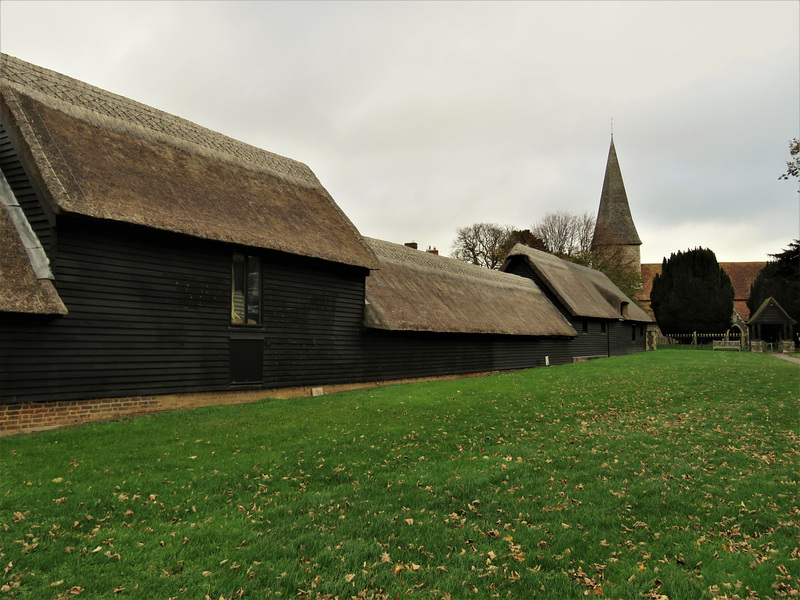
{"left": 231, "top": 253, "right": 245, "bottom": 324}
{"left": 246, "top": 256, "right": 261, "bottom": 324}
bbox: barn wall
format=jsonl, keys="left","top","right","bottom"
{"left": 0, "top": 216, "right": 378, "bottom": 404}
{"left": 504, "top": 257, "right": 616, "bottom": 359}
{"left": 359, "top": 330, "right": 574, "bottom": 382}
{"left": 1, "top": 214, "right": 588, "bottom": 407}
{"left": 261, "top": 254, "right": 367, "bottom": 388}
{"left": 1, "top": 218, "right": 231, "bottom": 403}
{"left": 608, "top": 321, "right": 647, "bottom": 356}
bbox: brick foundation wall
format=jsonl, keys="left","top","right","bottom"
{"left": 0, "top": 396, "right": 162, "bottom": 436}
{"left": 0, "top": 370, "right": 505, "bottom": 437}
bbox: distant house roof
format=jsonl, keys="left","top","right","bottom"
{"left": 502, "top": 244, "right": 651, "bottom": 322}
{"left": 639, "top": 261, "right": 765, "bottom": 319}
{"left": 363, "top": 238, "right": 577, "bottom": 337}
{"left": 0, "top": 54, "right": 377, "bottom": 270}
{"left": 0, "top": 198, "right": 66, "bottom": 315}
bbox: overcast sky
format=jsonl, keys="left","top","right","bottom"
{"left": 1, "top": 1, "right": 798, "bottom": 263}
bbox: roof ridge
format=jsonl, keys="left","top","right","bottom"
{"left": 0, "top": 53, "right": 320, "bottom": 189}
{"left": 365, "top": 237, "right": 537, "bottom": 289}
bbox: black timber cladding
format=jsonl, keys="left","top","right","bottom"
{"left": 504, "top": 255, "right": 646, "bottom": 358}
{"left": 0, "top": 215, "right": 373, "bottom": 403}
{"left": 2, "top": 214, "right": 588, "bottom": 404}
{"left": 2, "top": 218, "right": 231, "bottom": 402}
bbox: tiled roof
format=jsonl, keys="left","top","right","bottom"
{"left": 639, "top": 261, "right": 766, "bottom": 319}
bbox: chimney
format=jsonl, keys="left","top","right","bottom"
{"left": 404, "top": 242, "right": 418, "bottom": 250}
{"left": 426, "top": 247, "right": 439, "bottom": 255}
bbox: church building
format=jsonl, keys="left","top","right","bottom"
{"left": 590, "top": 136, "right": 767, "bottom": 326}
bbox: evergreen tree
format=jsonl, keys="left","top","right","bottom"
{"left": 650, "top": 248, "right": 734, "bottom": 334}
{"left": 748, "top": 240, "right": 800, "bottom": 323}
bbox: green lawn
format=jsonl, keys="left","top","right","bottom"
{"left": 1, "top": 351, "right": 798, "bottom": 599}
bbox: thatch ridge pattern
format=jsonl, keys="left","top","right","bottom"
{"left": 0, "top": 54, "right": 319, "bottom": 188}
{"left": 0, "top": 54, "right": 377, "bottom": 270}
{"left": 367, "top": 237, "right": 544, "bottom": 288}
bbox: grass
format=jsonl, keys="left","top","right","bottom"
{"left": 1, "top": 351, "right": 798, "bottom": 599}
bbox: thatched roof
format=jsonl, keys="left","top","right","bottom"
{"left": 0, "top": 200, "right": 67, "bottom": 315}
{"left": 592, "top": 137, "right": 641, "bottom": 249}
{"left": 0, "top": 54, "right": 376, "bottom": 270}
{"left": 363, "top": 238, "right": 576, "bottom": 337}
{"left": 503, "top": 244, "right": 651, "bottom": 322}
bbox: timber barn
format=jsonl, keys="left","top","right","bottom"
{"left": 0, "top": 54, "right": 650, "bottom": 433}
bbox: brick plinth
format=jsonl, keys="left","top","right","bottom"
{"left": 0, "top": 370, "right": 504, "bottom": 437}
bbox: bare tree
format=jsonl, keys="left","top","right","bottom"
{"left": 531, "top": 211, "right": 595, "bottom": 258}
{"left": 532, "top": 210, "right": 642, "bottom": 302}
{"left": 451, "top": 223, "right": 514, "bottom": 269}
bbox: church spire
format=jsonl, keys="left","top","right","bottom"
{"left": 591, "top": 137, "right": 641, "bottom": 265}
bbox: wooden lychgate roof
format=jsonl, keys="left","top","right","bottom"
{"left": 747, "top": 297, "right": 796, "bottom": 326}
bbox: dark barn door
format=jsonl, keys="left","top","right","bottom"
{"left": 229, "top": 337, "right": 264, "bottom": 385}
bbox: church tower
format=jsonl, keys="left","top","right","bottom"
{"left": 591, "top": 137, "right": 642, "bottom": 272}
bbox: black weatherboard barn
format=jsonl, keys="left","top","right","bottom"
{"left": 502, "top": 245, "right": 651, "bottom": 359}
{"left": 1, "top": 54, "right": 649, "bottom": 419}
{"left": 0, "top": 53, "right": 377, "bottom": 402}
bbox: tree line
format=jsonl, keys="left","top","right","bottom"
{"left": 448, "top": 139, "right": 799, "bottom": 336}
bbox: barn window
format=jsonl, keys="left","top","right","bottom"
{"left": 582, "top": 321, "right": 588, "bottom": 334}
{"left": 231, "top": 253, "right": 261, "bottom": 324}
{"left": 600, "top": 322, "right": 607, "bottom": 334}
{"left": 631, "top": 324, "right": 636, "bottom": 341}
